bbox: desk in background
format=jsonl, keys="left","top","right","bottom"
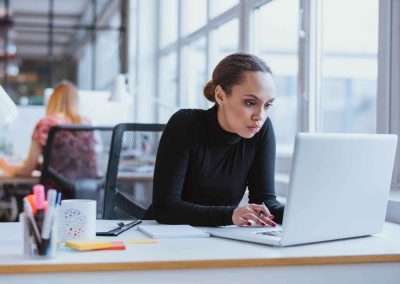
{"left": 116, "top": 170, "right": 154, "bottom": 210}
{"left": 0, "top": 175, "right": 38, "bottom": 185}
{"left": 0, "top": 220, "right": 400, "bottom": 284}
{"left": 0, "top": 175, "right": 38, "bottom": 221}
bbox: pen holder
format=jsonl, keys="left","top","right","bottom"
{"left": 21, "top": 212, "right": 58, "bottom": 258}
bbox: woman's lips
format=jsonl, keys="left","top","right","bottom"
{"left": 248, "top": 126, "right": 261, "bottom": 132}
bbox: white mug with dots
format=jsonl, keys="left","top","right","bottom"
{"left": 59, "top": 199, "right": 96, "bottom": 242}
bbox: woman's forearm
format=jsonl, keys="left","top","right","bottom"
{"left": 0, "top": 140, "right": 41, "bottom": 177}
{"left": 0, "top": 158, "right": 24, "bottom": 176}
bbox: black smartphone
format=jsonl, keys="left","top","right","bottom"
{"left": 96, "top": 219, "right": 142, "bottom": 236}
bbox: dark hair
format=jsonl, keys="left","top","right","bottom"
{"left": 203, "top": 53, "right": 272, "bottom": 102}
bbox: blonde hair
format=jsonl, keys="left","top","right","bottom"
{"left": 46, "top": 81, "right": 82, "bottom": 124}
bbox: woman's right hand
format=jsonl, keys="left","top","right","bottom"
{"left": 232, "top": 203, "right": 277, "bottom": 227}
{"left": 0, "top": 157, "right": 8, "bottom": 170}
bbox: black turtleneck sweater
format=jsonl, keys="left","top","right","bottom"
{"left": 150, "top": 106, "right": 284, "bottom": 226}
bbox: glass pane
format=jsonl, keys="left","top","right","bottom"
{"left": 96, "top": 30, "right": 120, "bottom": 89}
{"left": 209, "top": 0, "right": 238, "bottom": 18}
{"left": 78, "top": 44, "right": 93, "bottom": 89}
{"left": 253, "top": 0, "right": 299, "bottom": 148}
{"left": 158, "top": 52, "right": 177, "bottom": 121}
{"left": 209, "top": 19, "right": 239, "bottom": 72}
{"left": 160, "top": 0, "right": 178, "bottom": 47}
{"left": 159, "top": 105, "right": 178, "bottom": 123}
{"left": 181, "top": 37, "right": 207, "bottom": 108}
{"left": 181, "top": 0, "right": 207, "bottom": 35}
{"left": 320, "top": 0, "right": 378, "bottom": 133}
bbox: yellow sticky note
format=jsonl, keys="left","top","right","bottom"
{"left": 65, "top": 240, "right": 126, "bottom": 251}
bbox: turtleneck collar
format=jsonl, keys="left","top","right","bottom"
{"left": 205, "top": 105, "right": 242, "bottom": 145}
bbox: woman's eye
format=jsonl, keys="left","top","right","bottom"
{"left": 264, "top": 103, "right": 273, "bottom": 109}
{"left": 244, "top": 100, "right": 256, "bottom": 107}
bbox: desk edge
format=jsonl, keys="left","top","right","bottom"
{"left": 2, "top": 254, "right": 400, "bottom": 274}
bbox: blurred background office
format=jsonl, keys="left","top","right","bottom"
{"left": 0, "top": 0, "right": 399, "bottom": 219}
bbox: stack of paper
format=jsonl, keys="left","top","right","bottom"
{"left": 138, "top": 224, "right": 209, "bottom": 239}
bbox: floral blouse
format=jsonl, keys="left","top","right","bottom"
{"left": 31, "top": 115, "right": 97, "bottom": 181}
{"left": 32, "top": 115, "right": 69, "bottom": 147}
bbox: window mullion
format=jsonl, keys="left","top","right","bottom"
{"left": 239, "top": 0, "right": 251, "bottom": 52}
{"left": 378, "top": 0, "right": 400, "bottom": 191}
{"left": 377, "top": 0, "right": 393, "bottom": 134}
{"left": 205, "top": 0, "right": 211, "bottom": 108}
{"left": 155, "top": 0, "right": 161, "bottom": 122}
{"left": 298, "top": 0, "right": 322, "bottom": 132}
{"left": 177, "top": 0, "right": 182, "bottom": 108}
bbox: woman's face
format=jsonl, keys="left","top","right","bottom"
{"left": 216, "top": 71, "right": 275, "bottom": 139}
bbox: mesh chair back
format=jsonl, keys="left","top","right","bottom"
{"left": 103, "top": 123, "right": 164, "bottom": 219}
{"left": 40, "top": 125, "right": 113, "bottom": 216}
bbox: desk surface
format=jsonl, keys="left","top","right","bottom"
{"left": 117, "top": 171, "right": 153, "bottom": 181}
{"left": 1, "top": 220, "right": 400, "bottom": 275}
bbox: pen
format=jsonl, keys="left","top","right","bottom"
{"left": 40, "top": 189, "right": 57, "bottom": 255}
{"left": 26, "top": 194, "right": 37, "bottom": 214}
{"left": 41, "top": 189, "right": 57, "bottom": 239}
{"left": 56, "top": 192, "right": 62, "bottom": 206}
{"left": 33, "top": 184, "right": 46, "bottom": 233}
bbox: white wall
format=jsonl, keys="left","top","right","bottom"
{"left": 3, "top": 106, "right": 45, "bottom": 159}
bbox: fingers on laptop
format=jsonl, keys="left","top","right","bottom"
{"left": 249, "top": 203, "right": 273, "bottom": 218}
{"left": 233, "top": 204, "right": 276, "bottom": 226}
{"left": 247, "top": 204, "right": 276, "bottom": 226}
{"left": 238, "top": 215, "right": 262, "bottom": 227}
{"left": 240, "top": 211, "right": 274, "bottom": 227}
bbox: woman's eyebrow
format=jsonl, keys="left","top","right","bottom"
{"left": 243, "top": 94, "right": 275, "bottom": 103}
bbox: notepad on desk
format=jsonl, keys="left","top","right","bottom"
{"left": 137, "top": 224, "right": 209, "bottom": 239}
{"left": 65, "top": 240, "right": 126, "bottom": 251}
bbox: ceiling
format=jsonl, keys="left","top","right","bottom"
{"left": 0, "top": 0, "right": 116, "bottom": 59}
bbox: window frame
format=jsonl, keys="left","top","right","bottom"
{"left": 129, "top": 0, "right": 399, "bottom": 196}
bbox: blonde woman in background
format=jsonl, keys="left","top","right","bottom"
{"left": 0, "top": 81, "right": 88, "bottom": 177}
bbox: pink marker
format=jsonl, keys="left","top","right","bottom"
{"left": 33, "top": 184, "right": 46, "bottom": 233}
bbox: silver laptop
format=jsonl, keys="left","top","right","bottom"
{"left": 208, "top": 133, "right": 398, "bottom": 246}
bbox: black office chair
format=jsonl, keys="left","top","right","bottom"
{"left": 102, "top": 123, "right": 164, "bottom": 219}
{"left": 40, "top": 125, "right": 113, "bottom": 216}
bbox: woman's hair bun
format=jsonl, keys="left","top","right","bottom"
{"left": 203, "top": 80, "right": 217, "bottom": 102}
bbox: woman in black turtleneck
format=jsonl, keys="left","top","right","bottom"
{"left": 148, "top": 53, "right": 284, "bottom": 227}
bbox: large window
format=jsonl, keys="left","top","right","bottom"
{"left": 181, "top": 0, "right": 207, "bottom": 36}
{"left": 156, "top": 0, "right": 241, "bottom": 123}
{"left": 209, "top": 19, "right": 239, "bottom": 71}
{"left": 253, "top": 0, "right": 299, "bottom": 148}
{"left": 158, "top": 52, "right": 178, "bottom": 122}
{"left": 153, "top": 0, "right": 379, "bottom": 138}
{"left": 181, "top": 38, "right": 207, "bottom": 108}
{"left": 320, "top": 0, "right": 378, "bottom": 133}
{"left": 130, "top": 0, "right": 394, "bottom": 191}
{"left": 209, "top": 0, "right": 238, "bottom": 18}
{"left": 160, "top": 0, "right": 178, "bottom": 48}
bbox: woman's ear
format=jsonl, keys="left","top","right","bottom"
{"left": 214, "top": 85, "right": 225, "bottom": 105}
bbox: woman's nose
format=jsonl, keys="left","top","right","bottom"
{"left": 252, "top": 114, "right": 261, "bottom": 121}
{"left": 252, "top": 108, "right": 265, "bottom": 121}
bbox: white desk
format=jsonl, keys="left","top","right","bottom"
{"left": 1, "top": 220, "right": 400, "bottom": 284}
